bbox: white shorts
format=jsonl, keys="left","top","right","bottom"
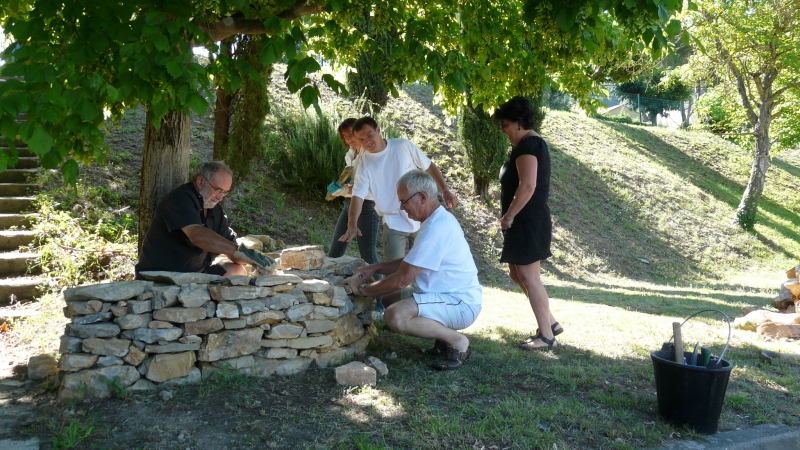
{"left": 413, "top": 292, "right": 481, "bottom": 330}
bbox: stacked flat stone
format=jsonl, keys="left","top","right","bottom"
{"left": 57, "top": 249, "right": 373, "bottom": 400}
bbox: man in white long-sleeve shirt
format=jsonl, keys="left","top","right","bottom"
{"left": 338, "top": 116, "right": 457, "bottom": 262}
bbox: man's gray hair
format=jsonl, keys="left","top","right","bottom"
{"left": 194, "top": 161, "right": 232, "bottom": 181}
{"left": 398, "top": 169, "right": 438, "bottom": 198}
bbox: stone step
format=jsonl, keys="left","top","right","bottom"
{"left": 0, "top": 252, "right": 40, "bottom": 277}
{"left": 0, "top": 197, "right": 35, "bottom": 214}
{"left": 0, "top": 184, "right": 37, "bottom": 197}
{"left": 0, "top": 231, "right": 36, "bottom": 251}
{"left": 0, "top": 214, "right": 37, "bottom": 229}
{"left": 0, "top": 169, "right": 37, "bottom": 183}
{"left": 0, "top": 145, "right": 33, "bottom": 158}
{"left": 0, "top": 277, "right": 42, "bottom": 305}
{"left": 0, "top": 138, "right": 26, "bottom": 147}
{"left": 0, "top": 308, "right": 42, "bottom": 325}
{"left": 9, "top": 157, "right": 39, "bottom": 170}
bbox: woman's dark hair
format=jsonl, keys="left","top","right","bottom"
{"left": 494, "top": 96, "right": 536, "bottom": 130}
{"left": 337, "top": 118, "right": 357, "bottom": 145}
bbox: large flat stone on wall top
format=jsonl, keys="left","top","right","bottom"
{"left": 145, "top": 351, "right": 196, "bottom": 383}
{"left": 64, "top": 281, "right": 150, "bottom": 302}
{"left": 208, "top": 285, "right": 272, "bottom": 301}
{"left": 254, "top": 274, "right": 303, "bottom": 286}
{"left": 139, "top": 271, "right": 224, "bottom": 285}
{"left": 279, "top": 245, "right": 325, "bottom": 271}
{"left": 198, "top": 328, "right": 264, "bottom": 362}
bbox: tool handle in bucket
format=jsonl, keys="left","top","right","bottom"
{"left": 667, "top": 309, "right": 731, "bottom": 364}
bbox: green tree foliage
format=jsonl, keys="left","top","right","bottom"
{"left": 0, "top": 0, "right": 688, "bottom": 177}
{"left": 219, "top": 35, "right": 272, "bottom": 179}
{"left": 616, "top": 68, "right": 693, "bottom": 125}
{"left": 458, "top": 103, "right": 508, "bottom": 202}
{"left": 1, "top": 0, "right": 689, "bottom": 244}
{"left": 688, "top": 0, "right": 800, "bottom": 229}
{"left": 345, "top": 8, "right": 391, "bottom": 112}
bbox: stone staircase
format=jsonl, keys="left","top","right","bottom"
{"left": 0, "top": 137, "right": 40, "bottom": 306}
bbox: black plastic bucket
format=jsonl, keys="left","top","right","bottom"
{"left": 651, "top": 309, "right": 734, "bottom": 434}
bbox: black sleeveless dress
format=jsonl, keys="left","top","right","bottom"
{"left": 499, "top": 135, "right": 552, "bottom": 265}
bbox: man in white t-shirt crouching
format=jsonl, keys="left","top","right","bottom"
{"left": 338, "top": 117, "right": 457, "bottom": 264}
{"left": 345, "top": 170, "right": 482, "bottom": 370}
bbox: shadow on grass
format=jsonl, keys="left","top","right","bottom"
{"left": 21, "top": 326, "right": 799, "bottom": 450}
{"left": 545, "top": 143, "right": 703, "bottom": 282}
{"left": 772, "top": 156, "right": 800, "bottom": 181}
{"left": 601, "top": 122, "right": 800, "bottom": 262}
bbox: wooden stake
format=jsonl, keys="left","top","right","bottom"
{"left": 673, "top": 322, "right": 684, "bottom": 364}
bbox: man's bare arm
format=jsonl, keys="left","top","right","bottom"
{"left": 182, "top": 224, "right": 238, "bottom": 259}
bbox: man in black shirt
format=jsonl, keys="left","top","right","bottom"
{"left": 135, "top": 161, "right": 271, "bottom": 278}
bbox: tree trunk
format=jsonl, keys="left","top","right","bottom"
{"left": 138, "top": 109, "right": 192, "bottom": 253}
{"left": 213, "top": 87, "right": 235, "bottom": 160}
{"left": 473, "top": 176, "right": 489, "bottom": 203}
{"left": 734, "top": 126, "right": 771, "bottom": 230}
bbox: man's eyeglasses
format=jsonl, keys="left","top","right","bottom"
{"left": 399, "top": 192, "right": 420, "bottom": 206}
{"left": 202, "top": 175, "right": 230, "bottom": 196}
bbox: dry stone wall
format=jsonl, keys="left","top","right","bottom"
{"left": 57, "top": 247, "right": 374, "bottom": 400}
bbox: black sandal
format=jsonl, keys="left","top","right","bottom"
{"left": 518, "top": 334, "right": 557, "bottom": 350}
{"left": 431, "top": 346, "right": 472, "bottom": 370}
{"left": 535, "top": 322, "right": 564, "bottom": 337}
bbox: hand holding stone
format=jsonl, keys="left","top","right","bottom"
{"left": 233, "top": 244, "right": 274, "bottom": 269}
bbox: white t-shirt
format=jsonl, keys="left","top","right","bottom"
{"left": 351, "top": 138, "right": 432, "bottom": 232}
{"left": 403, "top": 206, "right": 483, "bottom": 305}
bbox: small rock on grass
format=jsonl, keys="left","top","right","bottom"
{"left": 160, "top": 390, "right": 173, "bottom": 401}
{"left": 366, "top": 356, "right": 389, "bottom": 376}
{"left": 334, "top": 361, "right": 376, "bottom": 386}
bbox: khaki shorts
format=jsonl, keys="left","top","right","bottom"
{"left": 413, "top": 292, "right": 481, "bottom": 330}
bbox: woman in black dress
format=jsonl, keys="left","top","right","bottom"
{"left": 496, "top": 96, "right": 562, "bottom": 349}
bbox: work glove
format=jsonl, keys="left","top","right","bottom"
{"left": 327, "top": 181, "right": 343, "bottom": 195}
{"left": 234, "top": 244, "right": 275, "bottom": 270}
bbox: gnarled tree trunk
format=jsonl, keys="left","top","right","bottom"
{"left": 138, "top": 109, "right": 192, "bottom": 253}
{"left": 213, "top": 87, "right": 235, "bottom": 160}
{"left": 734, "top": 120, "right": 772, "bottom": 229}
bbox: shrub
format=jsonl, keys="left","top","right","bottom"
{"left": 273, "top": 112, "right": 348, "bottom": 197}
{"left": 458, "top": 103, "right": 508, "bottom": 202}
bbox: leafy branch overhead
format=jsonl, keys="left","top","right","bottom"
{"left": 0, "top": 0, "right": 688, "bottom": 183}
